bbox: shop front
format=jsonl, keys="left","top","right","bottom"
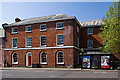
{"left": 79, "top": 52, "right": 113, "bottom": 69}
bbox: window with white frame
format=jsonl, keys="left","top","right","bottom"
{"left": 56, "top": 22, "right": 64, "bottom": 29}
{"left": 40, "top": 36, "right": 46, "bottom": 46}
{"left": 25, "top": 26, "right": 32, "bottom": 32}
{"left": 12, "top": 52, "right": 18, "bottom": 64}
{"left": 57, "top": 35, "right": 64, "bottom": 46}
{"left": 77, "top": 26, "right": 79, "bottom": 32}
{"left": 88, "top": 40, "right": 93, "bottom": 48}
{"left": 12, "top": 27, "right": 18, "bottom": 34}
{"left": 40, "top": 24, "right": 47, "bottom": 31}
{"left": 26, "top": 37, "right": 32, "bottom": 47}
{"left": 57, "top": 51, "right": 64, "bottom": 64}
{"left": 88, "top": 28, "right": 93, "bottom": 35}
{"left": 40, "top": 52, "right": 47, "bottom": 64}
{"left": 12, "top": 38, "right": 17, "bottom": 48}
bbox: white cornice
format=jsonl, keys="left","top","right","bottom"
{"left": 4, "top": 46, "right": 75, "bottom": 51}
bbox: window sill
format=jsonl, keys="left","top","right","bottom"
{"left": 40, "top": 45, "right": 47, "bottom": 47}
{"left": 12, "top": 32, "right": 18, "bottom": 34}
{"left": 12, "top": 62, "right": 18, "bottom": 65}
{"left": 56, "top": 28, "right": 64, "bottom": 30}
{"left": 88, "top": 33, "right": 93, "bottom": 35}
{"left": 57, "top": 62, "right": 64, "bottom": 65}
{"left": 26, "top": 46, "right": 32, "bottom": 48}
{"left": 25, "top": 31, "right": 32, "bottom": 33}
{"left": 40, "top": 30, "right": 47, "bottom": 32}
{"left": 56, "top": 45, "right": 64, "bottom": 47}
{"left": 40, "top": 63, "right": 47, "bottom": 65}
{"left": 12, "top": 47, "right": 18, "bottom": 48}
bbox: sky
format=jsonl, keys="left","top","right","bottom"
{"left": 1, "top": 2, "right": 112, "bottom": 28}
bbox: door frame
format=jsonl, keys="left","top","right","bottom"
{"left": 26, "top": 52, "right": 32, "bottom": 67}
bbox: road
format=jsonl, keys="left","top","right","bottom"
{"left": 1, "top": 69, "right": 119, "bottom": 79}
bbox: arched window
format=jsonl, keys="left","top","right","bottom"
{"left": 40, "top": 52, "right": 47, "bottom": 64}
{"left": 12, "top": 52, "right": 18, "bottom": 64}
{"left": 57, "top": 51, "right": 64, "bottom": 64}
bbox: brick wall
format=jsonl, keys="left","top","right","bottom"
{"left": 5, "top": 20, "right": 74, "bottom": 48}
{"left": 4, "top": 19, "right": 80, "bottom": 67}
{"left": 80, "top": 26, "right": 103, "bottom": 49}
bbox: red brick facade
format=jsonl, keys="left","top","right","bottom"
{"left": 4, "top": 19, "right": 81, "bottom": 68}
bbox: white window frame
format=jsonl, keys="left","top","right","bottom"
{"left": 12, "top": 52, "right": 18, "bottom": 64}
{"left": 56, "top": 22, "right": 64, "bottom": 30}
{"left": 88, "top": 40, "right": 93, "bottom": 48}
{"left": 40, "top": 36, "right": 47, "bottom": 47}
{"left": 40, "top": 52, "right": 47, "bottom": 64}
{"left": 12, "top": 38, "right": 17, "bottom": 48}
{"left": 26, "top": 37, "right": 32, "bottom": 47}
{"left": 40, "top": 24, "right": 47, "bottom": 31}
{"left": 56, "top": 34, "right": 64, "bottom": 46}
{"left": 12, "top": 27, "right": 18, "bottom": 34}
{"left": 25, "top": 26, "right": 32, "bottom": 32}
{"left": 88, "top": 28, "right": 93, "bottom": 35}
{"left": 57, "top": 51, "right": 64, "bottom": 64}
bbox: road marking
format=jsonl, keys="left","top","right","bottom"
{"left": 93, "top": 72, "right": 107, "bottom": 73}
{"left": 49, "top": 76, "right": 56, "bottom": 78}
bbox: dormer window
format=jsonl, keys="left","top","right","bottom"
{"left": 12, "top": 27, "right": 18, "bottom": 34}
{"left": 88, "top": 28, "right": 93, "bottom": 35}
{"left": 25, "top": 26, "right": 32, "bottom": 32}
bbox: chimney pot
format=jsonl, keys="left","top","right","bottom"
{"left": 15, "top": 18, "right": 21, "bottom": 22}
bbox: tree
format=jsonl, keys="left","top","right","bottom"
{"left": 99, "top": 2, "right": 120, "bottom": 54}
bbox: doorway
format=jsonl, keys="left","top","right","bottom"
{"left": 26, "top": 52, "right": 32, "bottom": 67}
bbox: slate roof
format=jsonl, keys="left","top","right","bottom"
{"left": 6, "top": 14, "right": 75, "bottom": 27}
{"left": 80, "top": 19, "right": 104, "bottom": 28}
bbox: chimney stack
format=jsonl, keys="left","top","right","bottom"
{"left": 2, "top": 23, "right": 8, "bottom": 28}
{"left": 15, "top": 18, "right": 21, "bottom": 22}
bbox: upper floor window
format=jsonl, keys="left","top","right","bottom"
{"left": 88, "top": 28, "right": 93, "bottom": 35}
{"left": 57, "top": 34, "right": 64, "bottom": 46}
{"left": 77, "top": 26, "right": 79, "bottom": 32}
{"left": 40, "top": 36, "right": 46, "bottom": 46}
{"left": 40, "top": 52, "right": 47, "bottom": 64}
{"left": 40, "top": 24, "right": 47, "bottom": 31}
{"left": 12, "top": 27, "right": 18, "bottom": 34}
{"left": 88, "top": 40, "right": 93, "bottom": 48}
{"left": 57, "top": 51, "right": 64, "bottom": 64}
{"left": 25, "top": 26, "right": 32, "bottom": 32}
{"left": 12, "top": 52, "right": 18, "bottom": 64}
{"left": 12, "top": 38, "right": 17, "bottom": 48}
{"left": 26, "top": 37, "right": 32, "bottom": 47}
{"left": 56, "top": 22, "right": 64, "bottom": 29}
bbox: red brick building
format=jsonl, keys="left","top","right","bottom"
{"left": 3, "top": 14, "right": 81, "bottom": 68}
{"left": 2, "top": 14, "right": 119, "bottom": 69}
{"left": 0, "top": 28, "right": 5, "bottom": 67}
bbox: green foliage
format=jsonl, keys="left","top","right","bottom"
{"left": 99, "top": 2, "right": 120, "bottom": 54}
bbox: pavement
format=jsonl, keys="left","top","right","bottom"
{"left": 1, "top": 68, "right": 119, "bottom": 78}
{"left": 0, "top": 67, "right": 119, "bottom": 71}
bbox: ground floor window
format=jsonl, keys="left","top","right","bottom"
{"left": 91, "top": 55, "right": 100, "bottom": 68}
{"left": 40, "top": 52, "right": 47, "bottom": 64}
{"left": 12, "top": 52, "right": 18, "bottom": 64}
{"left": 57, "top": 51, "right": 64, "bottom": 64}
{"left": 82, "top": 56, "right": 90, "bottom": 68}
{"left": 101, "top": 56, "right": 110, "bottom": 68}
